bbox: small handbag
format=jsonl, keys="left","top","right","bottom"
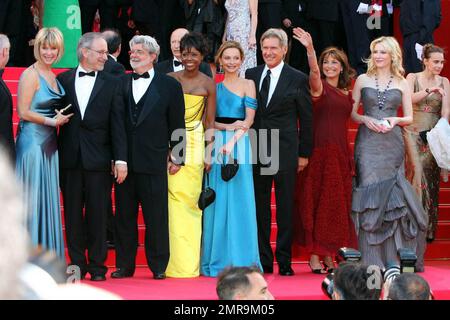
{"left": 198, "top": 172, "right": 215, "bottom": 210}
{"left": 221, "top": 150, "right": 239, "bottom": 182}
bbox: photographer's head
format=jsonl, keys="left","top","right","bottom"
{"left": 332, "top": 262, "right": 381, "bottom": 300}
{"left": 216, "top": 266, "right": 274, "bottom": 300}
{"left": 386, "top": 273, "right": 432, "bottom": 300}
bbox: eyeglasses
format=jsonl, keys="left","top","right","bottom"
{"left": 86, "top": 48, "right": 108, "bottom": 56}
{"left": 128, "top": 49, "right": 148, "bottom": 56}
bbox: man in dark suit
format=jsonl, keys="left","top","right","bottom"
{"left": 57, "top": 32, "right": 128, "bottom": 281}
{"left": 282, "top": 0, "right": 309, "bottom": 73}
{"left": 245, "top": 28, "right": 312, "bottom": 276}
{"left": 102, "top": 29, "right": 126, "bottom": 76}
{"left": 0, "top": 34, "right": 15, "bottom": 161}
{"left": 111, "top": 35, "right": 186, "bottom": 280}
{"left": 79, "top": 0, "right": 119, "bottom": 34}
{"left": 256, "top": 0, "right": 283, "bottom": 64}
{"left": 399, "top": 0, "right": 441, "bottom": 73}
{"left": 155, "top": 28, "right": 212, "bottom": 77}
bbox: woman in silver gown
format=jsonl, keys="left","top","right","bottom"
{"left": 351, "top": 36, "right": 428, "bottom": 271}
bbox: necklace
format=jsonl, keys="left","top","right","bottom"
{"left": 375, "top": 74, "right": 394, "bottom": 110}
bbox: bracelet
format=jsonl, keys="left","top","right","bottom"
{"left": 307, "top": 51, "right": 316, "bottom": 58}
{"left": 44, "top": 117, "right": 57, "bottom": 127}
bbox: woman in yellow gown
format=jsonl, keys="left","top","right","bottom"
{"left": 166, "top": 32, "right": 216, "bottom": 277}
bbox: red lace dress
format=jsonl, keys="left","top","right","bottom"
{"left": 293, "top": 80, "right": 357, "bottom": 256}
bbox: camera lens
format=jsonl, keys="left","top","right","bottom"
{"left": 321, "top": 273, "right": 334, "bottom": 299}
{"left": 383, "top": 265, "right": 401, "bottom": 282}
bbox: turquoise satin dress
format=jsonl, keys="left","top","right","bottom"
{"left": 15, "top": 73, "right": 65, "bottom": 260}
{"left": 201, "top": 82, "right": 261, "bottom": 277}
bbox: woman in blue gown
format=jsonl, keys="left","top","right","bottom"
{"left": 15, "top": 28, "right": 73, "bottom": 260}
{"left": 201, "top": 41, "right": 261, "bottom": 277}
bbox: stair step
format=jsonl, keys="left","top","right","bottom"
{"left": 435, "top": 221, "right": 450, "bottom": 240}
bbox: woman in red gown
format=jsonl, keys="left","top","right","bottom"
{"left": 292, "top": 28, "right": 358, "bottom": 273}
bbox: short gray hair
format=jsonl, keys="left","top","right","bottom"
{"left": 129, "top": 35, "right": 160, "bottom": 58}
{"left": 0, "top": 34, "right": 10, "bottom": 50}
{"left": 260, "top": 28, "right": 288, "bottom": 48}
{"left": 77, "top": 32, "right": 104, "bottom": 61}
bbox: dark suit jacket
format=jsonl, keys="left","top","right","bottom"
{"left": 57, "top": 69, "right": 127, "bottom": 171}
{"left": 155, "top": 58, "right": 213, "bottom": 78}
{"left": 306, "top": 0, "right": 340, "bottom": 22}
{"left": 132, "top": 0, "right": 160, "bottom": 23}
{"left": 121, "top": 71, "right": 186, "bottom": 174}
{"left": 282, "top": 0, "right": 308, "bottom": 26}
{"left": 400, "top": 0, "right": 441, "bottom": 40}
{"left": 0, "top": 71, "right": 15, "bottom": 160}
{"left": 103, "top": 55, "right": 126, "bottom": 76}
{"left": 245, "top": 64, "right": 312, "bottom": 172}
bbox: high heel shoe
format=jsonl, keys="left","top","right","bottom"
{"left": 308, "top": 261, "right": 327, "bottom": 274}
{"left": 323, "top": 257, "right": 336, "bottom": 274}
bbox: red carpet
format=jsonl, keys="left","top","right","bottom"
{"left": 84, "top": 261, "right": 450, "bottom": 300}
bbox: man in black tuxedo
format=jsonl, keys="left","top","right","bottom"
{"left": 282, "top": 0, "right": 309, "bottom": 73}
{"left": 111, "top": 35, "right": 186, "bottom": 280}
{"left": 102, "top": 30, "right": 126, "bottom": 79}
{"left": 245, "top": 28, "right": 312, "bottom": 276}
{"left": 256, "top": 0, "right": 282, "bottom": 64}
{"left": 79, "top": 0, "right": 119, "bottom": 34}
{"left": 155, "top": 28, "right": 212, "bottom": 77}
{"left": 0, "top": 34, "right": 15, "bottom": 162}
{"left": 57, "top": 32, "right": 128, "bottom": 281}
{"left": 399, "top": 0, "right": 441, "bottom": 73}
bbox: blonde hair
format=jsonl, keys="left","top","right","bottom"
{"left": 215, "top": 41, "right": 244, "bottom": 65}
{"left": 366, "top": 36, "right": 404, "bottom": 79}
{"left": 33, "top": 27, "right": 64, "bottom": 64}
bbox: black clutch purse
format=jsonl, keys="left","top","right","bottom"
{"left": 198, "top": 172, "right": 215, "bottom": 210}
{"left": 221, "top": 151, "right": 239, "bottom": 182}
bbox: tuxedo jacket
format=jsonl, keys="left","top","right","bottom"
{"left": 245, "top": 64, "right": 313, "bottom": 172}
{"left": 155, "top": 58, "right": 213, "bottom": 78}
{"left": 103, "top": 55, "right": 126, "bottom": 76}
{"left": 56, "top": 69, "right": 127, "bottom": 171}
{"left": 306, "top": 0, "right": 340, "bottom": 22}
{"left": 282, "top": 0, "right": 308, "bottom": 26}
{"left": 0, "top": 73, "right": 15, "bottom": 160}
{"left": 120, "top": 71, "right": 186, "bottom": 174}
{"left": 400, "top": 0, "right": 441, "bottom": 39}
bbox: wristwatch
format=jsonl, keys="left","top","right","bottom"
{"left": 425, "top": 88, "right": 430, "bottom": 94}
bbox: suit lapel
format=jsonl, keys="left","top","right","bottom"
{"left": 136, "top": 72, "right": 161, "bottom": 127}
{"left": 0, "top": 78, "right": 13, "bottom": 111}
{"left": 67, "top": 69, "right": 81, "bottom": 115}
{"left": 266, "top": 64, "right": 292, "bottom": 110}
{"left": 86, "top": 71, "right": 105, "bottom": 109}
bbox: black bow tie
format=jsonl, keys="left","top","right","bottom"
{"left": 79, "top": 71, "right": 96, "bottom": 77}
{"left": 174, "top": 60, "right": 182, "bottom": 67}
{"left": 132, "top": 72, "right": 150, "bottom": 80}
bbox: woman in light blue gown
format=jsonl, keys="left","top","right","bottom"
{"left": 201, "top": 41, "right": 261, "bottom": 277}
{"left": 15, "top": 28, "right": 72, "bottom": 260}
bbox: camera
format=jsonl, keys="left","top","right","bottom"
{"left": 322, "top": 247, "right": 361, "bottom": 299}
{"left": 382, "top": 248, "right": 417, "bottom": 282}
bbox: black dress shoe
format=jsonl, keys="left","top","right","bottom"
{"left": 111, "top": 268, "right": 134, "bottom": 279}
{"left": 279, "top": 265, "right": 295, "bottom": 276}
{"left": 262, "top": 265, "right": 273, "bottom": 274}
{"left": 90, "top": 274, "right": 107, "bottom": 281}
{"left": 153, "top": 272, "right": 166, "bottom": 280}
{"left": 106, "top": 240, "right": 115, "bottom": 249}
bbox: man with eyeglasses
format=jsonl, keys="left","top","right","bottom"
{"left": 111, "top": 34, "right": 186, "bottom": 280}
{"left": 57, "top": 32, "right": 128, "bottom": 282}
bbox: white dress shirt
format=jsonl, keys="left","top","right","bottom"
{"left": 173, "top": 57, "right": 184, "bottom": 72}
{"left": 132, "top": 68, "right": 155, "bottom": 104}
{"left": 108, "top": 54, "right": 117, "bottom": 61}
{"left": 75, "top": 65, "right": 97, "bottom": 120}
{"left": 259, "top": 61, "right": 284, "bottom": 107}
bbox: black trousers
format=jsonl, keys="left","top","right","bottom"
{"left": 60, "top": 168, "right": 112, "bottom": 276}
{"left": 114, "top": 172, "right": 169, "bottom": 274}
{"left": 256, "top": 2, "right": 282, "bottom": 64}
{"left": 253, "top": 166, "right": 296, "bottom": 268}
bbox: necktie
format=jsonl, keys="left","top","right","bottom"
{"left": 0, "top": 69, "right": 4, "bottom": 78}
{"left": 132, "top": 71, "right": 150, "bottom": 80}
{"left": 260, "top": 69, "right": 271, "bottom": 108}
{"left": 78, "top": 71, "right": 96, "bottom": 77}
{"left": 174, "top": 60, "right": 182, "bottom": 67}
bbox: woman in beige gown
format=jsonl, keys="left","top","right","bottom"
{"left": 404, "top": 44, "right": 450, "bottom": 270}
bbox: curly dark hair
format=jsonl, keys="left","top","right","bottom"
{"left": 180, "top": 31, "right": 210, "bottom": 57}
